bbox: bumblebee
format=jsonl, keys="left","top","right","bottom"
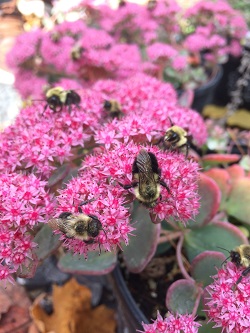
{"left": 103, "top": 99, "right": 123, "bottom": 118}
{"left": 229, "top": 245, "right": 250, "bottom": 284}
{"left": 161, "top": 118, "right": 192, "bottom": 158}
{"left": 219, "top": 245, "right": 250, "bottom": 284}
{"left": 48, "top": 200, "right": 105, "bottom": 247}
{"left": 119, "top": 149, "right": 170, "bottom": 208}
{"left": 45, "top": 87, "right": 81, "bottom": 112}
{"left": 71, "top": 45, "right": 84, "bottom": 61}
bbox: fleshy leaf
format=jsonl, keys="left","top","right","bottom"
{"left": 202, "top": 154, "right": 240, "bottom": 164}
{"left": 184, "top": 221, "right": 248, "bottom": 262}
{"left": 204, "top": 168, "right": 231, "bottom": 210}
{"left": 58, "top": 251, "right": 117, "bottom": 275}
{"left": 191, "top": 251, "right": 226, "bottom": 287}
{"left": 122, "top": 203, "right": 160, "bottom": 273}
{"left": 198, "top": 321, "right": 222, "bottom": 333}
{"left": 188, "top": 173, "right": 220, "bottom": 228}
{"left": 34, "top": 224, "right": 61, "bottom": 260}
{"left": 240, "top": 155, "right": 250, "bottom": 172}
{"left": 227, "top": 164, "right": 245, "bottom": 181}
{"left": 166, "top": 279, "right": 198, "bottom": 314}
{"left": 225, "top": 178, "right": 250, "bottom": 224}
{"left": 227, "top": 109, "right": 250, "bottom": 129}
{"left": 46, "top": 164, "right": 71, "bottom": 188}
{"left": 16, "top": 253, "right": 39, "bottom": 279}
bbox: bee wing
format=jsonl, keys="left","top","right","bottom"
{"left": 48, "top": 218, "right": 71, "bottom": 235}
{"left": 136, "top": 149, "right": 154, "bottom": 172}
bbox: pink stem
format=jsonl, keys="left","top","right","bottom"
{"left": 192, "top": 286, "right": 203, "bottom": 317}
{"left": 176, "top": 234, "right": 193, "bottom": 282}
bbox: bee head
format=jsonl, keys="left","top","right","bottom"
{"left": 164, "top": 129, "right": 180, "bottom": 143}
{"left": 87, "top": 215, "right": 102, "bottom": 238}
{"left": 230, "top": 250, "right": 241, "bottom": 266}
{"left": 104, "top": 100, "right": 112, "bottom": 110}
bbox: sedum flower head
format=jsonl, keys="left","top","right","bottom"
{"left": 81, "top": 142, "right": 200, "bottom": 224}
{"left": 205, "top": 262, "right": 250, "bottom": 333}
{"left": 0, "top": 90, "right": 104, "bottom": 178}
{"left": 55, "top": 177, "right": 133, "bottom": 256}
{"left": 140, "top": 311, "right": 201, "bottom": 333}
{"left": 0, "top": 172, "right": 55, "bottom": 281}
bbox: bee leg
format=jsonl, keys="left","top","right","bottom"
{"left": 98, "top": 241, "right": 101, "bottom": 256}
{"left": 118, "top": 181, "right": 138, "bottom": 189}
{"left": 185, "top": 143, "right": 190, "bottom": 159}
{"left": 43, "top": 104, "right": 48, "bottom": 113}
{"left": 78, "top": 198, "right": 95, "bottom": 212}
{"left": 236, "top": 267, "right": 250, "bottom": 284}
{"left": 159, "top": 180, "right": 171, "bottom": 194}
{"left": 155, "top": 137, "right": 164, "bottom": 145}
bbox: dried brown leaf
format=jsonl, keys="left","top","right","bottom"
{"left": 0, "top": 281, "right": 31, "bottom": 333}
{"left": 31, "top": 278, "right": 116, "bottom": 333}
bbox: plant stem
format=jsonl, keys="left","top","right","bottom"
{"left": 176, "top": 234, "right": 193, "bottom": 282}
{"left": 158, "top": 230, "right": 182, "bottom": 244}
{"left": 192, "top": 286, "right": 203, "bottom": 317}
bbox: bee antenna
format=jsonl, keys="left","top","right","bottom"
{"left": 168, "top": 116, "right": 174, "bottom": 127}
{"left": 217, "top": 246, "right": 230, "bottom": 254}
{"left": 221, "top": 255, "right": 231, "bottom": 267}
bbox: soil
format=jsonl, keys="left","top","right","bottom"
{"left": 120, "top": 247, "right": 184, "bottom": 321}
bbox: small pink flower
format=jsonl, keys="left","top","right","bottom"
{"left": 140, "top": 311, "right": 201, "bottom": 333}
{"left": 205, "top": 262, "right": 250, "bottom": 333}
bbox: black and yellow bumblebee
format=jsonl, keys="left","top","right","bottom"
{"left": 48, "top": 200, "right": 105, "bottom": 249}
{"left": 44, "top": 87, "right": 81, "bottom": 112}
{"left": 119, "top": 149, "right": 170, "bottom": 208}
{"left": 71, "top": 45, "right": 85, "bottom": 61}
{"left": 103, "top": 99, "right": 123, "bottom": 118}
{"left": 219, "top": 244, "right": 250, "bottom": 284}
{"left": 158, "top": 118, "right": 192, "bottom": 158}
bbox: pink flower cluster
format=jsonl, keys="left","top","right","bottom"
{"left": 205, "top": 262, "right": 250, "bottom": 333}
{"left": 141, "top": 312, "right": 201, "bottom": 333}
{"left": 54, "top": 141, "right": 200, "bottom": 255}
{"left": 0, "top": 172, "right": 55, "bottom": 282}
{"left": 93, "top": 75, "right": 207, "bottom": 148}
{"left": 185, "top": 0, "right": 248, "bottom": 58}
{"left": 6, "top": 0, "right": 247, "bottom": 98}
{"left": 0, "top": 90, "right": 104, "bottom": 178}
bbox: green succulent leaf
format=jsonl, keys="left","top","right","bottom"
{"left": 198, "top": 321, "right": 222, "bottom": 333}
{"left": 204, "top": 168, "right": 231, "bottom": 210}
{"left": 225, "top": 178, "right": 250, "bottom": 224}
{"left": 166, "top": 279, "right": 199, "bottom": 314}
{"left": 46, "top": 164, "right": 71, "bottom": 188}
{"left": 188, "top": 173, "right": 221, "bottom": 228}
{"left": 34, "top": 224, "right": 61, "bottom": 260}
{"left": 58, "top": 251, "right": 117, "bottom": 275}
{"left": 16, "top": 254, "right": 39, "bottom": 278}
{"left": 123, "top": 203, "right": 160, "bottom": 273}
{"left": 184, "top": 221, "right": 248, "bottom": 262}
{"left": 191, "top": 251, "right": 226, "bottom": 287}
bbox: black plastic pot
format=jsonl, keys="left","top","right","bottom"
{"left": 109, "top": 265, "right": 149, "bottom": 333}
{"left": 191, "top": 66, "right": 223, "bottom": 113}
{"left": 213, "top": 55, "right": 250, "bottom": 110}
